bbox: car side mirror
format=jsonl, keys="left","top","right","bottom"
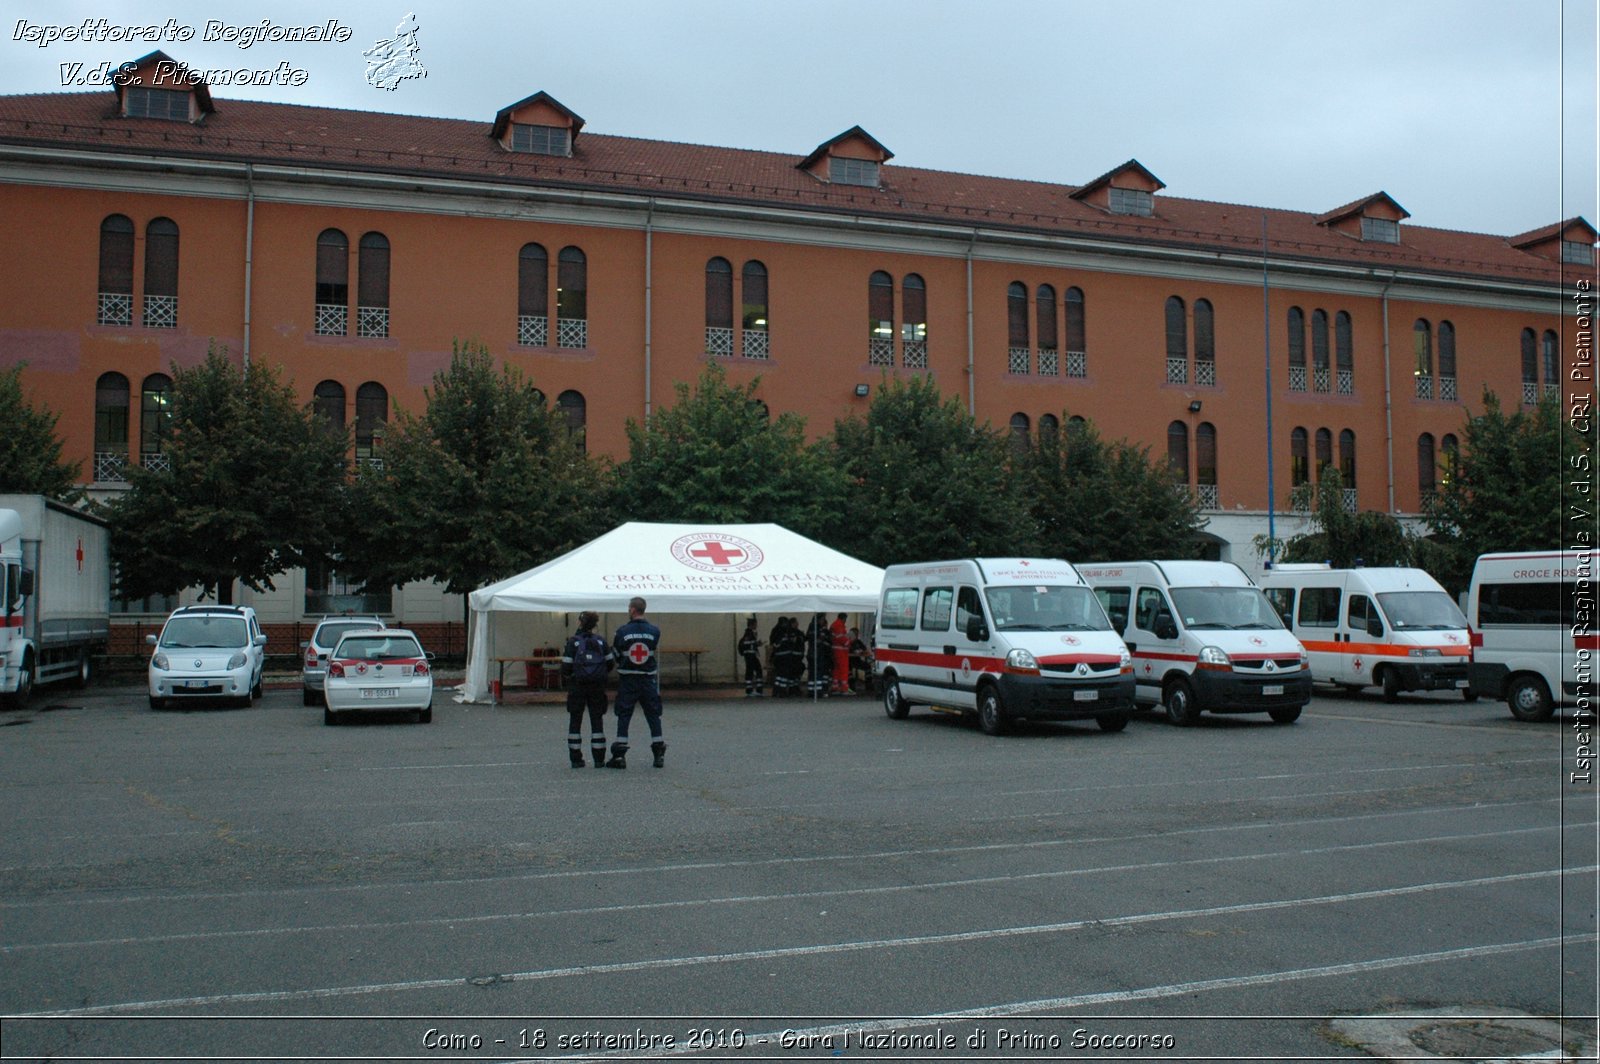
{"left": 254, "top": 634, "right": 269, "bottom": 647}
{"left": 1154, "top": 614, "right": 1179, "bottom": 641}
{"left": 299, "top": 640, "right": 310, "bottom": 649}
{"left": 145, "top": 634, "right": 158, "bottom": 646}
{"left": 426, "top": 651, "right": 437, "bottom": 660}
{"left": 965, "top": 616, "right": 989, "bottom": 642}
{"left": 17, "top": 569, "right": 34, "bottom": 596}
{"left": 1366, "top": 617, "right": 1384, "bottom": 638}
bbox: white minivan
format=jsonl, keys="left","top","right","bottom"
{"left": 1258, "top": 564, "right": 1472, "bottom": 701}
{"left": 1467, "top": 550, "right": 1592, "bottom": 721}
{"left": 1078, "top": 560, "right": 1312, "bottom": 725}
{"left": 873, "top": 558, "right": 1134, "bottom": 735}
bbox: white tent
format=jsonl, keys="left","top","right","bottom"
{"left": 459, "top": 522, "right": 884, "bottom": 702}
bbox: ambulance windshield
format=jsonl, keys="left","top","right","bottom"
{"left": 1170, "top": 586, "right": 1285, "bottom": 630}
{"left": 1377, "top": 591, "right": 1468, "bottom": 630}
{"left": 983, "top": 585, "right": 1112, "bottom": 631}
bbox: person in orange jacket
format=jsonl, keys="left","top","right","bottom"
{"left": 829, "top": 613, "right": 851, "bottom": 695}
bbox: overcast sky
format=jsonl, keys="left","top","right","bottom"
{"left": 5, "top": 0, "right": 1596, "bottom": 239}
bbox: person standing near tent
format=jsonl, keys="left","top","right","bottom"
{"left": 766, "top": 616, "right": 786, "bottom": 696}
{"left": 609, "top": 596, "right": 666, "bottom": 769}
{"left": 805, "top": 613, "right": 831, "bottom": 697}
{"left": 829, "top": 613, "right": 851, "bottom": 695}
{"left": 739, "top": 617, "right": 764, "bottom": 698}
{"left": 560, "top": 610, "right": 612, "bottom": 769}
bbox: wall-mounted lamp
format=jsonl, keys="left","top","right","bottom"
{"left": 854, "top": 384, "right": 870, "bottom": 397}
{"left": 1187, "top": 400, "right": 1203, "bottom": 413}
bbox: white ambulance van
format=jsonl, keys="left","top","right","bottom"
{"left": 873, "top": 558, "right": 1135, "bottom": 735}
{"left": 1078, "top": 560, "right": 1312, "bottom": 725}
{"left": 1257, "top": 564, "right": 1472, "bottom": 701}
{"left": 1467, "top": 550, "right": 1593, "bottom": 721}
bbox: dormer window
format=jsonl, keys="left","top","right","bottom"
{"left": 1108, "top": 187, "right": 1153, "bottom": 217}
{"left": 510, "top": 123, "right": 570, "bottom": 156}
{"left": 1563, "top": 239, "right": 1595, "bottom": 265}
{"left": 124, "top": 87, "right": 190, "bottom": 122}
{"left": 830, "top": 157, "right": 879, "bottom": 188}
{"left": 1361, "top": 216, "right": 1400, "bottom": 244}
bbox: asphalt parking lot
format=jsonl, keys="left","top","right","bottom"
{"left": 0, "top": 682, "right": 1595, "bottom": 1062}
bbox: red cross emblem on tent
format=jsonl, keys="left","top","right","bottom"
{"left": 670, "top": 532, "right": 763, "bottom": 574}
{"left": 689, "top": 541, "right": 743, "bottom": 566}
{"left": 627, "top": 642, "right": 651, "bottom": 665}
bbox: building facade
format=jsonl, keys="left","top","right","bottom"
{"left": 0, "top": 52, "right": 1592, "bottom": 626}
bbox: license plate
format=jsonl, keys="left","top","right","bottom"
{"left": 181, "top": 679, "right": 211, "bottom": 689}
{"left": 1073, "top": 690, "right": 1099, "bottom": 702}
{"left": 1455, "top": 679, "right": 1469, "bottom": 688}
{"left": 361, "top": 688, "right": 399, "bottom": 699}
{"left": 1263, "top": 684, "right": 1284, "bottom": 696}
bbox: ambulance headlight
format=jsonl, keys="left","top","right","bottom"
{"left": 1119, "top": 649, "right": 1132, "bottom": 670}
{"left": 1198, "top": 645, "right": 1232, "bottom": 667}
{"left": 1006, "top": 649, "right": 1039, "bottom": 671}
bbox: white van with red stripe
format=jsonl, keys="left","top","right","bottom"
{"left": 874, "top": 558, "right": 1134, "bottom": 736}
{"left": 1258, "top": 564, "right": 1472, "bottom": 701}
{"left": 1077, "top": 561, "right": 1312, "bottom": 725}
{"left": 1467, "top": 550, "right": 1592, "bottom": 721}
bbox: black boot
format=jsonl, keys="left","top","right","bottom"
{"left": 569, "top": 749, "right": 585, "bottom": 769}
{"left": 652, "top": 741, "right": 667, "bottom": 768}
{"left": 606, "top": 743, "right": 627, "bottom": 769}
{"left": 591, "top": 745, "right": 607, "bottom": 769}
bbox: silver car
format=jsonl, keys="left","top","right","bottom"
{"left": 147, "top": 605, "right": 268, "bottom": 710}
{"left": 301, "top": 616, "right": 385, "bottom": 705}
{"left": 322, "top": 628, "right": 434, "bottom": 725}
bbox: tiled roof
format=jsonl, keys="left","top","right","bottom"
{"left": 0, "top": 89, "right": 1578, "bottom": 286}
{"left": 1509, "top": 216, "right": 1597, "bottom": 248}
{"left": 1313, "top": 191, "right": 1411, "bottom": 225}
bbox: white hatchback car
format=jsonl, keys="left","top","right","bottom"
{"left": 147, "top": 605, "right": 268, "bottom": 710}
{"left": 322, "top": 627, "right": 434, "bottom": 725}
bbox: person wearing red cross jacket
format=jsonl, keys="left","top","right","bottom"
{"left": 608, "top": 596, "right": 666, "bottom": 769}
{"left": 829, "top": 613, "right": 851, "bottom": 695}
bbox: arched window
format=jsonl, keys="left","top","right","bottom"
{"left": 901, "top": 274, "right": 927, "bottom": 368}
{"left": 868, "top": 271, "right": 894, "bottom": 366}
{"left": 143, "top": 218, "right": 178, "bottom": 328}
{"left": 1441, "top": 433, "right": 1459, "bottom": 487}
{"left": 1335, "top": 311, "right": 1353, "bottom": 393}
{"left": 1542, "top": 330, "right": 1559, "bottom": 394}
{"left": 1165, "top": 296, "right": 1187, "bottom": 383}
{"left": 1195, "top": 422, "right": 1218, "bottom": 505}
{"left": 1064, "top": 287, "right": 1086, "bottom": 376}
{"left": 139, "top": 373, "right": 172, "bottom": 467}
{"left": 97, "top": 215, "right": 134, "bottom": 325}
{"left": 517, "top": 243, "right": 549, "bottom": 346}
{"left": 557, "top": 390, "right": 586, "bottom": 451}
{"left": 313, "top": 380, "right": 345, "bottom": 434}
{"left": 1036, "top": 284, "right": 1058, "bottom": 375}
{"left": 1520, "top": 328, "right": 1538, "bottom": 397}
{"left": 355, "top": 382, "right": 388, "bottom": 468}
{"left": 1437, "top": 320, "right": 1456, "bottom": 397}
{"left": 1290, "top": 427, "right": 1309, "bottom": 487}
{"left": 1167, "top": 420, "right": 1189, "bottom": 481}
{"left": 1314, "top": 428, "right": 1333, "bottom": 481}
{"left": 556, "top": 246, "right": 587, "bottom": 348}
{"left": 356, "top": 232, "right": 389, "bottom": 338}
{"left": 1413, "top": 319, "right": 1433, "bottom": 397}
{"left": 741, "top": 260, "right": 769, "bottom": 359}
{"left": 1038, "top": 413, "right": 1059, "bottom": 443}
{"left": 1007, "top": 282, "right": 1030, "bottom": 373}
{"left": 1193, "top": 299, "right": 1215, "bottom": 385}
{"left": 1287, "top": 307, "right": 1306, "bottom": 389}
{"left": 1339, "top": 429, "right": 1357, "bottom": 489}
{"left": 1417, "top": 433, "right": 1436, "bottom": 500}
{"left": 1310, "top": 309, "right": 1329, "bottom": 390}
{"left": 1009, "top": 412, "right": 1030, "bottom": 452}
{"left": 704, "top": 257, "right": 733, "bottom": 356}
{"left": 94, "top": 372, "right": 130, "bottom": 481}
{"left": 315, "top": 229, "right": 349, "bottom": 335}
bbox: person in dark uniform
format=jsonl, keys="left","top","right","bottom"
{"left": 560, "top": 610, "right": 612, "bottom": 768}
{"left": 738, "top": 617, "right": 764, "bottom": 697}
{"left": 805, "top": 613, "right": 831, "bottom": 697}
{"left": 766, "top": 616, "right": 786, "bottom": 696}
{"left": 609, "top": 596, "right": 666, "bottom": 769}
{"left": 776, "top": 617, "right": 804, "bottom": 696}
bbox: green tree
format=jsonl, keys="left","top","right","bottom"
{"left": 107, "top": 345, "right": 348, "bottom": 604}
{"left": 0, "top": 363, "right": 80, "bottom": 499}
{"left": 827, "top": 375, "right": 1029, "bottom": 567}
{"left": 343, "top": 340, "right": 609, "bottom": 599}
{"left": 1267, "top": 466, "right": 1417, "bottom": 570}
{"left": 1016, "top": 417, "right": 1204, "bottom": 561}
{"left": 610, "top": 361, "right": 846, "bottom": 536}
{"left": 1425, "top": 390, "right": 1593, "bottom": 590}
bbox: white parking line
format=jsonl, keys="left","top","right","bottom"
{"left": 19, "top": 866, "right": 1594, "bottom": 1017}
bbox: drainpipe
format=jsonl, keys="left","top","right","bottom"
{"left": 242, "top": 163, "right": 255, "bottom": 370}
{"left": 1379, "top": 270, "right": 1398, "bottom": 514}
{"left": 644, "top": 199, "right": 655, "bottom": 419}
{"left": 965, "top": 230, "right": 977, "bottom": 414}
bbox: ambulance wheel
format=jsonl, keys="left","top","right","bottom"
{"left": 1380, "top": 667, "right": 1402, "bottom": 703}
{"left": 68, "top": 650, "right": 92, "bottom": 689}
{"left": 882, "top": 677, "right": 911, "bottom": 720}
{"left": 1506, "top": 675, "right": 1554, "bottom": 722}
{"left": 1163, "top": 678, "right": 1200, "bottom": 726}
{"left": 1268, "top": 706, "right": 1302, "bottom": 724}
{"left": 977, "top": 685, "right": 1008, "bottom": 736}
{"left": 1461, "top": 687, "right": 1478, "bottom": 702}
{"left": 1096, "top": 712, "right": 1129, "bottom": 733}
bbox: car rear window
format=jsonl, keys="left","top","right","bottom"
{"left": 316, "top": 621, "right": 382, "bottom": 647}
{"left": 335, "top": 636, "right": 423, "bottom": 661}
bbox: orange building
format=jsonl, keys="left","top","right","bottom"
{"left": 0, "top": 52, "right": 1592, "bottom": 625}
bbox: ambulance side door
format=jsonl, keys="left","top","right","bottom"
{"left": 918, "top": 584, "right": 958, "bottom": 703}
{"left": 1342, "top": 589, "right": 1384, "bottom": 687}
{"left": 1126, "top": 585, "right": 1180, "bottom": 705}
{"left": 952, "top": 584, "right": 989, "bottom": 709}
{"left": 1293, "top": 583, "right": 1345, "bottom": 683}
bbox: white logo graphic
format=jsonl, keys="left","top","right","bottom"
{"left": 669, "top": 533, "right": 764, "bottom": 574}
{"left": 364, "top": 12, "right": 425, "bottom": 91}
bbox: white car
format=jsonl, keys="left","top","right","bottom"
{"left": 323, "top": 627, "right": 434, "bottom": 725}
{"left": 147, "top": 605, "right": 268, "bottom": 710}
